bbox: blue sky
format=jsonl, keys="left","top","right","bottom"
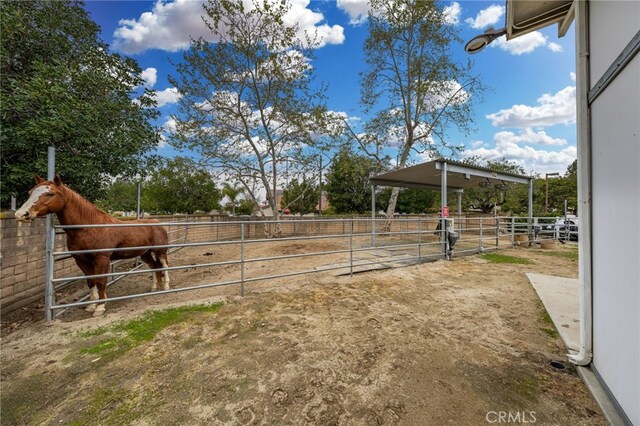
{"left": 86, "top": 0, "right": 577, "bottom": 176}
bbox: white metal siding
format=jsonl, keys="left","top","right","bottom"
{"left": 589, "top": 9, "right": 640, "bottom": 421}
{"left": 588, "top": 0, "right": 640, "bottom": 83}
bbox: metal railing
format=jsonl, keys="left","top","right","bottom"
{"left": 43, "top": 215, "right": 577, "bottom": 320}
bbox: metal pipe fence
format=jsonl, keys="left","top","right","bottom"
{"left": 44, "top": 215, "right": 577, "bottom": 320}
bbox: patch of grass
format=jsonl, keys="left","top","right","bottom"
{"left": 78, "top": 325, "right": 109, "bottom": 338}
{"left": 539, "top": 250, "right": 579, "bottom": 261}
{"left": 539, "top": 306, "right": 559, "bottom": 338}
{"left": 80, "top": 303, "right": 223, "bottom": 360}
{"left": 540, "top": 327, "right": 559, "bottom": 338}
{"left": 68, "top": 388, "right": 147, "bottom": 426}
{"left": 479, "top": 253, "right": 533, "bottom": 265}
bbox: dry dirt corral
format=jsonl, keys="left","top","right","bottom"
{"left": 1, "top": 244, "right": 604, "bottom": 425}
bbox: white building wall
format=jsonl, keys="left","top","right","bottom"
{"left": 589, "top": 2, "right": 640, "bottom": 423}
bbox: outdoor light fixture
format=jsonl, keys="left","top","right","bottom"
{"left": 479, "top": 177, "right": 492, "bottom": 188}
{"left": 464, "top": 27, "right": 507, "bottom": 54}
{"left": 495, "top": 180, "right": 508, "bottom": 191}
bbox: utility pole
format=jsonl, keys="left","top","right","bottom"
{"left": 545, "top": 172, "right": 560, "bottom": 213}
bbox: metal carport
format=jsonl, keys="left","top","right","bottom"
{"left": 369, "top": 159, "right": 534, "bottom": 257}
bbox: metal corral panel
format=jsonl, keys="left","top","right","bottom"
{"left": 590, "top": 2, "right": 640, "bottom": 422}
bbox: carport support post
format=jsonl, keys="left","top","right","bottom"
{"left": 240, "top": 222, "right": 245, "bottom": 296}
{"left": 457, "top": 191, "right": 462, "bottom": 238}
{"left": 44, "top": 146, "right": 56, "bottom": 321}
{"left": 440, "top": 162, "right": 448, "bottom": 259}
{"left": 371, "top": 185, "right": 376, "bottom": 246}
{"left": 528, "top": 178, "right": 533, "bottom": 246}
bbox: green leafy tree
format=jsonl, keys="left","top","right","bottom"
{"left": 325, "top": 148, "right": 381, "bottom": 214}
{"left": 546, "top": 160, "right": 577, "bottom": 214}
{"left": 351, "top": 0, "right": 484, "bottom": 219}
{"left": 378, "top": 188, "right": 438, "bottom": 214}
{"left": 282, "top": 179, "right": 319, "bottom": 215}
{"left": 235, "top": 199, "right": 256, "bottom": 216}
{"left": 144, "top": 157, "right": 221, "bottom": 214}
{"left": 170, "top": 0, "right": 336, "bottom": 226}
{"left": 96, "top": 179, "right": 138, "bottom": 212}
{"left": 0, "top": 0, "right": 159, "bottom": 207}
{"left": 499, "top": 160, "right": 577, "bottom": 216}
{"left": 222, "top": 182, "right": 246, "bottom": 216}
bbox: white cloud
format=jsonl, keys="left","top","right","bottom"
{"left": 443, "top": 2, "right": 462, "bottom": 25}
{"left": 336, "top": 1, "right": 460, "bottom": 26}
{"left": 471, "top": 140, "right": 485, "bottom": 148}
{"left": 494, "top": 128, "right": 567, "bottom": 146}
{"left": 336, "top": 0, "right": 369, "bottom": 26}
{"left": 547, "top": 42, "right": 563, "bottom": 53}
{"left": 113, "top": 0, "right": 344, "bottom": 53}
{"left": 464, "top": 4, "right": 504, "bottom": 29}
{"left": 570, "top": 72, "right": 576, "bottom": 82}
{"left": 487, "top": 86, "right": 576, "bottom": 128}
{"left": 140, "top": 67, "right": 157, "bottom": 88}
{"left": 426, "top": 80, "right": 470, "bottom": 109}
{"left": 158, "top": 117, "right": 178, "bottom": 148}
{"left": 491, "top": 31, "right": 548, "bottom": 55}
{"left": 155, "top": 87, "right": 182, "bottom": 107}
{"left": 463, "top": 137, "right": 576, "bottom": 175}
{"left": 163, "top": 117, "right": 177, "bottom": 133}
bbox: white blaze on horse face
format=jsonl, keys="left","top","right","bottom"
{"left": 15, "top": 185, "right": 51, "bottom": 222}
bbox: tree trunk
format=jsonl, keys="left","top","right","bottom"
{"left": 383, "top": 187, "right": 401, "bottom": 231}
{"left": 383, "top": 137, "right": 413, "bottom": 231}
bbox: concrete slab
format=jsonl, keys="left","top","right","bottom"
{"left": 526, "top": 273, "right": 580, "bottom": 353}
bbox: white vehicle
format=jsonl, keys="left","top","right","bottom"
{"left": 542, "top": 216, "right": 579, "bottom": 241}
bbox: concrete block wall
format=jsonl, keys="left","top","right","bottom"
{"left": 1, "top": 216, "right": 81, "bottom": 314}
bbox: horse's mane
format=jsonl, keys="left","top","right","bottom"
{"left": 61, "top": 185, "right": 120, "bottom": 224}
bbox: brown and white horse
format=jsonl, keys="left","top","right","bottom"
{"left": 15, "top": 175, "right": 170, "bottom": 316}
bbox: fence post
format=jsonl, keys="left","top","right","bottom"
{"left": 495, "top": 216, "right": 499, "bottom": 248}
{"left": 240, "top": 222, "right": 245, "bottom": 296}
{"left": 44, "top": 146, "right": 56, "bottom": 321}
{"left": 534, "top": 217, "right": 539, "bottom": 244}
{"left": 418, "top": 219, "right": 422, "bottom": 261}
{"left": 184, "top": 215, "right": 189, "bottom": 243}
{"left": 371, "top": 185, "right": 376, "bottom": 246}
{"left": 479, "top": 217, "right": 484, "bottom": 251}
{"left": 511, "top": 217, "right": 515, "bottom": 247}
{"left": 350, "top": 220, "right": 354, "bottom": 277}
{"left": 44, "top": 225, "right": 55, "bottom": 321}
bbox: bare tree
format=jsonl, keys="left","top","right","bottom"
{"left": 360, "top": 0, "right": 484, "bottom": 222}
{"left": 170, "top": 0, "right": 336, "bottom": 234}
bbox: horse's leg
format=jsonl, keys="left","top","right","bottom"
{"left": 93, "top": 255, "right": 111, "bottom": 316}
{"left": 74, "top": 257, "right": 98, "bottom": 312}
{"left": 158, "top": 251, "right": 170, "bottom": 290}
{"left": 141, "top": 252, "right": 161, "bottom": 291}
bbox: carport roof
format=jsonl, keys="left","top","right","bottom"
{"left": 369, "top": 159, "right": 532, "bottom": 191}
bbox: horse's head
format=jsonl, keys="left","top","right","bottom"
{"left": 15, "top": 175, "right": 66, "bottom": 223}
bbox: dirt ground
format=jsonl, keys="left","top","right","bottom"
{"left": 1, "top": 242, "right": 604, "bottom": 425}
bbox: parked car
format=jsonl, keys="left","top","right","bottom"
{"left": 542, "top": 217, "right": 579, "bottom": 241}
